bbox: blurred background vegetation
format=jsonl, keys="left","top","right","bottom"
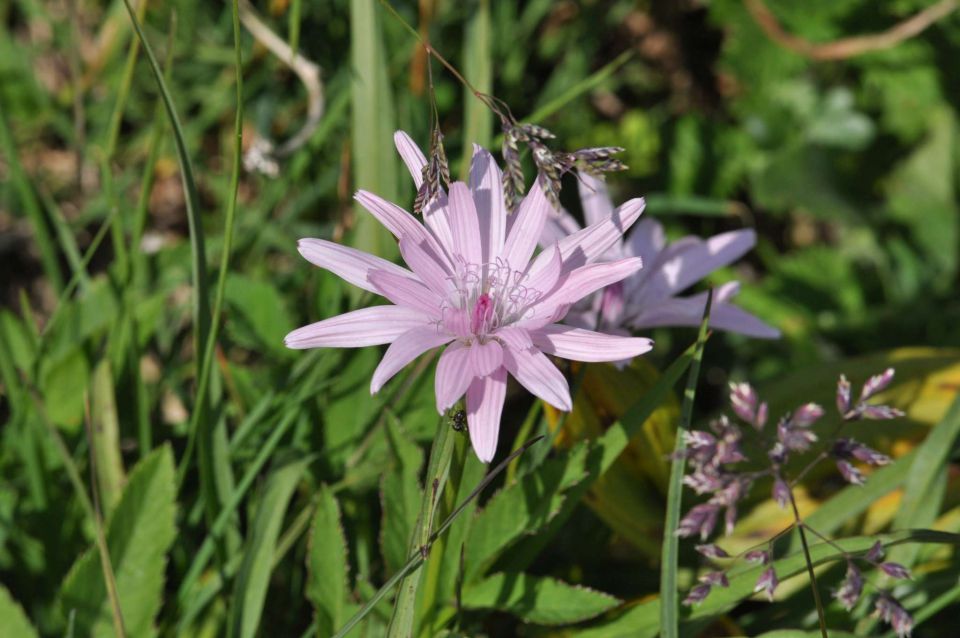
{"left": 0, "top": 0, "right": 958, "bottom": 636}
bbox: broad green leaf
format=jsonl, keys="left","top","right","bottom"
{"left": 306, "top": 485, "right": 349, "bottom": 638}
{"left": 224, "top": 273, "right": 296, "bottom": 357}
{"left": 228, "top": 456, "right": 310, "bottom": 638}
{"left": 349, "top": 0, "right": 399, "bottom": 260}
{"left": 39, "top": 346, "right": 88, "bottom": 432}
{"left": 380, "top": 419, "right": 423, "bottom": 575}
{"left": 464, "top": 442, "right": 589, "bottom": 583}
{"left": 462, "top": 572, "right": 621, "bottom": 625}
{"left": 59, "top": 445, "right": 177, "bottom": 637}
{"left": 885, "top": 108, "right": 958, "bottom": 277}
{"left": 0, "top": 585, "right": 38, "bottom": 638}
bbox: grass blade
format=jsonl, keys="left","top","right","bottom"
{"left": 350, "top": 0, "right": 399, "bottom": 259}
{"left": 459, "top": 0, "right": 492, "bottom": 178}
{"left": 660, "top": 289, "right": 713, "bottom": 638}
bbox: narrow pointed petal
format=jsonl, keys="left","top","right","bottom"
{"left": 466, "top": 368, "right": 508, "bottom": 463}
{"left": 436, "top": 342, "right": 475, "bottom": 412}
{"left": 625, "top": 217, "right": 666, "bottom": 269}
{"left": 469, "top": 145, "right": 506, "bottom": 263}
{"left": 368, "top": 269, "right": 444, "bottom": 318}
{"left": 399, "top": 235, "right": 453, "bottom": 297}
{"left": 539, "top": 207, "right": 582, "bottom": 248}
{"left": 523, "top": 243, "right": 564, "bottom": 298}
{"left": 654, "top": 229, "right": 756, "bottom": 296}
{"left": 541, "top": 257, "right": 643, "bottom": 309}
{"left": 394, "top": 130, "right": 427, "bottom": 188}
{"left": 545, "top": 197, "right": 645, "bottom": 273}
{"left": 502, "top": 339, "right": 572, "bottom": 410}
{"left": 354, "top": 190, "right": 423, "bottom": 240}
{"left": 629, "top": 285, "right": 780, "bottom": 339}
{"left": 371, "top": 327, "right": 452, "bottom": 393}
{"left": 422, "top": 191, "right": 457, "bottom": 258}
{"left": 284, "top": 306, "right": 426, "bottom": 349}
{"left": 448, "top": 182, "right": 483, "bottom": 266}
{"left": 577, "top": 172, "right": 615, "bottom": 227}
{"left": 502, "top": 181, "right": 552, "bottom": 269}
{"left": 297, "top": 238, "right": 415, "bottom": 293}
{"left": 531, "top": 324, "right": 654, "bottom": 362}
{"left": 469, "top": 340, "right": 503, "bottom": 377}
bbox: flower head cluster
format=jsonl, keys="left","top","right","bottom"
{"left": 539, "top": 173, "right": 779, "bottom": 361}
{"left": 286, "top": 132, "right": 653, "bottom": 462}
{"left": 678, "top": 369, "right": 912, "bottom": 636}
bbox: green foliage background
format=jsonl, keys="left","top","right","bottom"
{"left": 0, "top": 0, "right": 958, "bottom": 636}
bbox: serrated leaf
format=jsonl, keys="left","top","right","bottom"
{"left": 462, "top": 572, "right": 620, "bottom": 625}
{"left": 59, "top": 445, "right": 177, "bottom": 637}
{"left": 380, "top": 420, "right": 422, "bottom": 575}
{"left": 228, "top": 456, "right": 310, "bottom": 638}
{"left": 306, "top": 485, "right": 349, "bottom": 637}
{"left": 0, "top": 584, "right": 38, "bottom": 638}
{"left": 464, "top": 442, "right": 589, "bottom": 583}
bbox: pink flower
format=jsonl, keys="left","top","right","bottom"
{"left": 285, "top": 132, "right": 653, "bottom": 462}
{"left": 540, "top": 173, "right": 779, "bottom": 350}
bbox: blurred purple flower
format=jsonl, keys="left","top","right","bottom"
{"left": 833, "top": 563, "right": 863, "bottom": 611}
{"left": 874, "top": 593, "right": 913, "bottom": 638}
{"left": 879, "top": 562, "right": 912, "bottom": 580}
{"left": 836, "top": 460, "right": 866, "bottom": 486}
{"left": 683, "top": 583, "right": 712, "bottom": 606}
{"left": 677, "top": 503, "right": 720, "bottom": 540}
{"left": 772, "top": 477, "right": 790, "bottom": 509}
{"left": 286, "top": 133, "right": 653, "bottom": 462}
{"left": 744, "top": 549, "right": 771, "bottom": 565}
{"left": 700, "top": 571, "right": 730, "bottom": 587}
{"left": 695, "top": 543, "right": 730, "bottom": 559}
{"left": 866, "top": 540, "right": 885, "bottom": 562}
{"left": 539, "top": 173, "right": 779, "bottom": 360}
{"left": 754, "top": 566, "right": 779, "bottom": 601}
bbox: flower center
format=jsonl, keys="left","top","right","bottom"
{"left": 444, "top": 258, "right": 544, "bottom": 342}
{"left": 471, "top": 293, "right": 494, "bottom": 335}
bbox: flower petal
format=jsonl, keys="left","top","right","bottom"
{"left": 577, "top": 172, "right": 615, "bottom": 227}
{"left": 284, "top": 306, "right": 426, "bottom": 349}
{"left": 523, "top": 242, "right": 564, "bottom": 298}
{"left": 530, "top": 324, "right": 654, "bottom": 362}
{"left": 629, "top": 283, "right": 780, "bottom": 339}
{"left": 297, "top": 238, "right": 416, "bottom": 293}
{"left": 469, "top": 339, "right": 503, "bottom": 377}
{"left": 542, "top": 257, "right": 643, "bottom": 309}
{"left": 625, "top": 217, "right": 666, "bottom": 270}
{"left": 539, "top": 207, "right": 582, "bottom": 248}
{"left": 436, "top": 342, "right": 474, "bottom": 412}
{"left": 394, "top": 130, "right": 427, "bottom": 188}
{"left": 423, "top": 191, "right": 457, "bottom": 259}
{"left": 502, "top": 180, "right": 552, "bottom": 270}
{"left": 466, "top": 367, "right": 508, "bottom": 463}
{"left": 371, "top": 326, "right": 452, "bottom": 393}
{"left": 368, "top": 269, "right": 444, "bottom": 318}
{"left": 469, "top": 145, "right": 506, "bottom": 264}
{"left": 550, "top": 197, "right": 645, "bottom": 272}
{"left": 354, "top": 189, "right": 454, "bottom": 271}
{"left": 501, "top": 334, "right": 571, "bottom": 410}
{"left": 650, "top": 229, "right": 756, "bottom": 297}
{"left": 448, "top": 182, "right": 483, "bottom": 266}
{"left": 399, "top": 235, "right": 453, "bottom": 298}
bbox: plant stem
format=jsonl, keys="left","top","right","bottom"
{"left": 788, "top": 486, "right": 830, "bottom": 638}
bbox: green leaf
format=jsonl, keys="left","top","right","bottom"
{"left": 349, "top": 0, "right": 399, "bottom": 260}
{"left": 462, "top": 572, "right": 621, "bottom": 625}
{"left": 306, "top": 485, "right": 349, "bottom": 638}
{"left": 0, "top": 584, "right": 38, "bottom": 638}
{"left": 59, "top": 444, "right": 177, "bottom": 637}
{"left": 39, "top": 346, "right": 88, "bottom": 432}
{"left": 90, "top": 360, "right": 125, "bottom": 516}
{"left": 225, "top": 273, "right": 296, "bottom": 357}
{"left": 228, "top": 456, "right": 310, "bottom": 638}
{"left": 577, "top": 530, "right": 960, "bottom": 638}
{"left": 890, "top": 391, "right": 960, "bottom": 568}
{"left": 380, "top": 419, "right": 424, "bottom": 575}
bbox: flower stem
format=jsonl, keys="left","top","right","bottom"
{"left": 787, "top": 486, "right": 830, "bottom": 638}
